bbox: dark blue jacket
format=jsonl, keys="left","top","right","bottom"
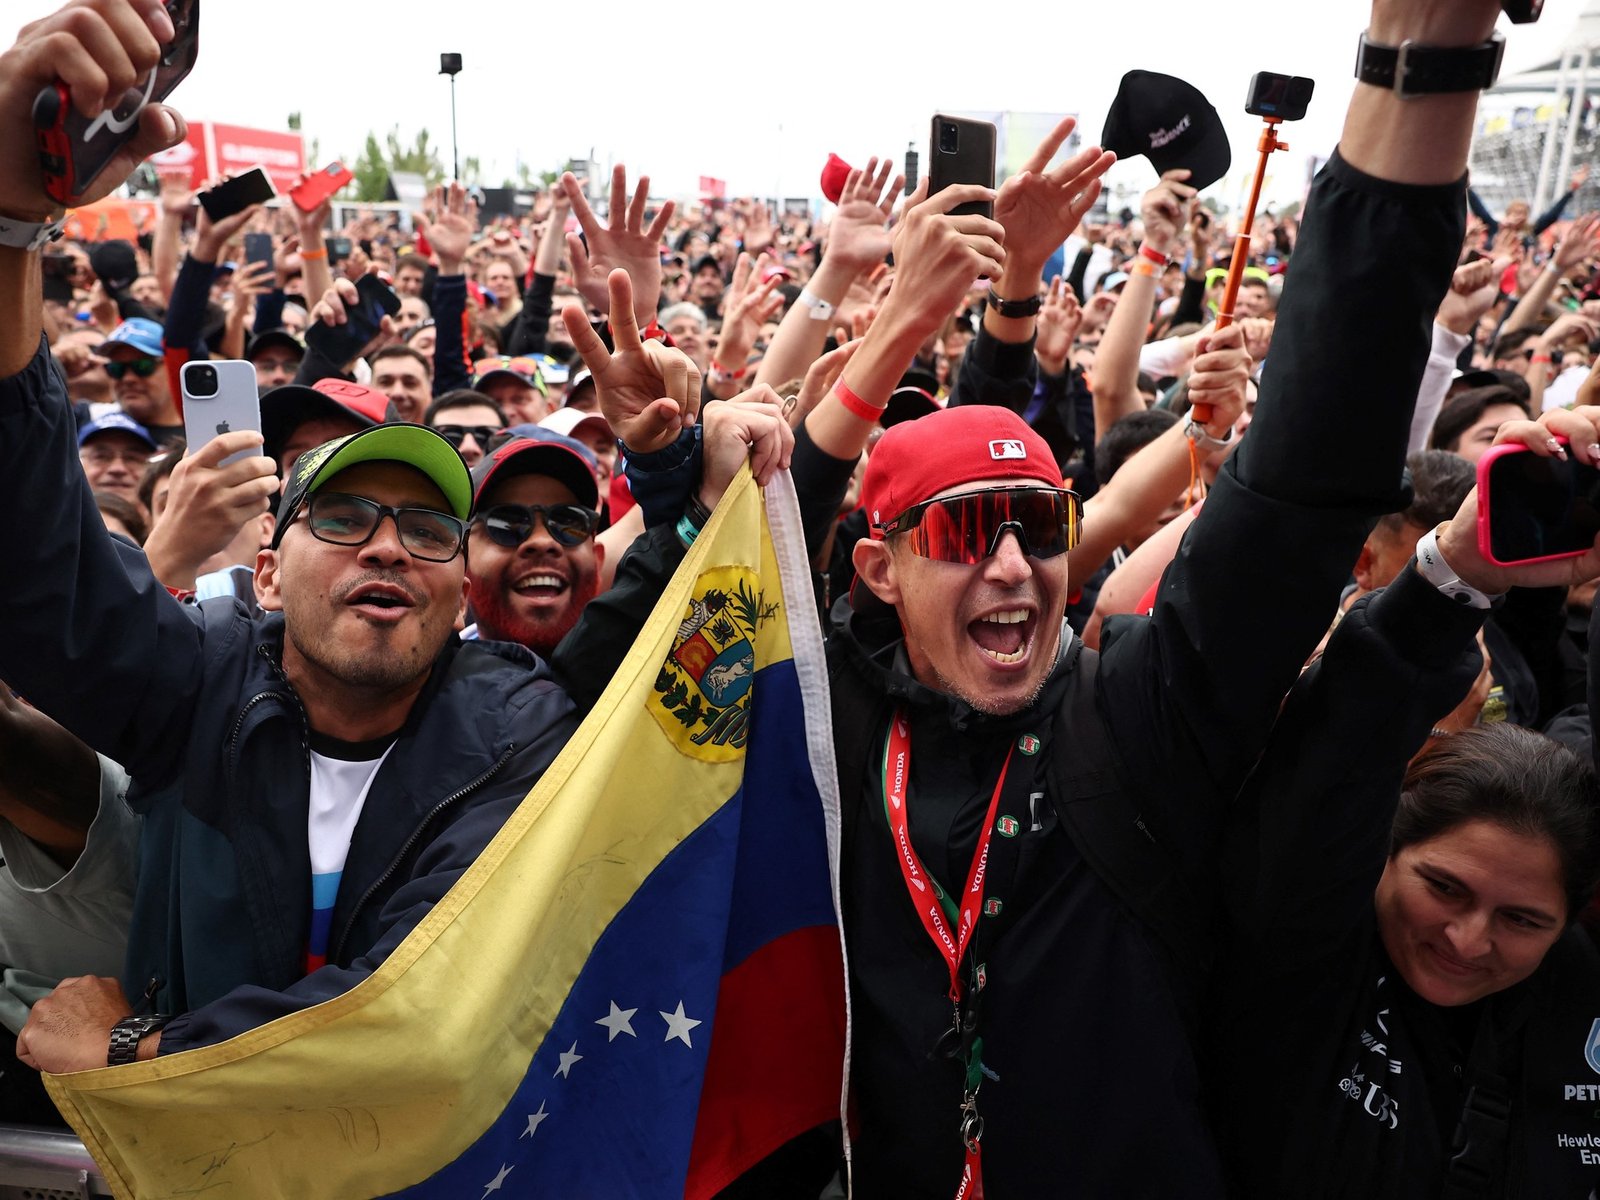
{"left": 0, "top": 344, "right": 577, "bottom": 1054}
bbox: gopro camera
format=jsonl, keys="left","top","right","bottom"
{"left": 1245, "top": 72, "right": 1314, "bottom": 122}
{"left": 1502, "top": 0, "right": 1542, "bottom": 23}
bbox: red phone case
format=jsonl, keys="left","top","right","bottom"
{"left": 1475, "top": 439, "right": 1591, "bottom": 566}
{"left": 290, "top": 163, "right": 354, "bottom": 213}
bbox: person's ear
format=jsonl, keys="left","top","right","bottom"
{"left": 256, "top": 548, "right": 283, "bottom": 611}
{"left": 592, "top": 539, "right": 607, "bottom": 576}
{"left": 852, "top": 539, "right": 902, "bottom": 608}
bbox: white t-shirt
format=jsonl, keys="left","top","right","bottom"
{"left": 305, "top": 742, "right": 393, "bottom": 970}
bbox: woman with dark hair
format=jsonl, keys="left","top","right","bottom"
{"left": 1206, "top": 405, "right": 1600, "bottom": 1199}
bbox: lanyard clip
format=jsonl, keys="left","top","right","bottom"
{"left": 932, "top": 1003, "right": 964, "bottom": 1061}
{"left": 960, "top": 1092, "right": 984, "bottom": 1152}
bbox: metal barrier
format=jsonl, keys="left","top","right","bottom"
{"left": 0, "top": 1125, "right": 109, "bottom": 1199}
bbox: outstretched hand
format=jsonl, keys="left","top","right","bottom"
{"left": 563, "top": 166, "right": 675, "bottom": 326}
{"left": 992, "top": 117, "right": 1117, "bottom": 273}
{"left": 414, "top": 183, "right": 478, "bottom": 274}
{"left": 824, "top": 156, "right": 902, "bottom": 277}
{"left": 565, "top": 269, "right": 699, "bottom": 453}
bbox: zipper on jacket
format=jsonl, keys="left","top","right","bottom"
{"left": 328, "top": 743, "right": 517, "bottom": 964}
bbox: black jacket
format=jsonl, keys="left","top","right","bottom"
{"left": 579, "top": 151, "right": 1470, "bottom": 1195}
{"left": 0, "top": 342, "right": 580, "bottom": 1054}
{"left": 1208, "top": 563, "right": 1600, "bottom": 1200}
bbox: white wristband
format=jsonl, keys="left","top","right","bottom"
{"left": 0, "top": 212, "right": 66, "bottom": 252}
{"left": 797, "top": 289, "right": 835, "bottom": 322}
{"left": 1414, "top": 524, "right": 1497, "bottom": 610}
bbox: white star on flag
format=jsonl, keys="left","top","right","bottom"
{"left": 660, "top": 1001, "right": 702, "bottom": 1048}
{"left": 481, "top": 1163, "right": 514, "bottom": 1196}
{"left": 555, "top": 1041, "right": 583, "bottom": 1078}
{"left": 596, "top": 1001, "right": 638, "bottom": 1042}
{"left": 519, "top": 1101, "right": 548, "bottom": 1139}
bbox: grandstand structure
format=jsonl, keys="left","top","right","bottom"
{"left": 1473, "top": 2, "right": 1600, "bottom": 216}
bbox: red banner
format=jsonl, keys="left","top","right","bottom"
{"left": 149, "top": 121, "right": 305, "bottom": 194}
{"left": 698, "top": 175, "right": 727, "bottom": 199}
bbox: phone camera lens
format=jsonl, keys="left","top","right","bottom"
{"left": 938, "top": 123, "right": 959, "bottom": 154}
{"left": 190, "top": 366, "right": 217, "bottom": 398}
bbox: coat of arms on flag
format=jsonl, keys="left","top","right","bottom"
{"left": 46, "top": 469, "right": 849, "bottom": 1200}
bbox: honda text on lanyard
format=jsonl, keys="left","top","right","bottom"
{"left": 881, "top": 707, "right": 1038, "bottom": 1200}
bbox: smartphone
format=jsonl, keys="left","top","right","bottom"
{"left": 198, "top": 168, "right": 275, "bottom": 222}
{"left": 244, "top": 232, "right": 274, "bottom": 276}
{"left": 304, "top": 274, "right": 400, "bottom": 367}
{"left": 181, "top": 360, "right": 261, "bottom": 466}
{"left": 33, "top": 0, "right": 200, "bottom": 207}
{"left": 929, "top": 114, "right": 996, "bottom": 220}
{"left": 42, "top": 274, "right": 74, "bottom": 305}
{"left": 290, "top": 161, "right": 354, "bottom": 213}
{"left": 326, "top": 236, "right": 354, "bottom": 263}
{"left": 1477, "top": 440, "right": 1600, "bottom": 565}
{"left": 1245, "top": 73, "right": 1315, "bottom": 122}
{"left": 1502, "top": 0, "right": 1543, "bottom": 22}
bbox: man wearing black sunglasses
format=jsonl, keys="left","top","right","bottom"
{"left": 95, "top": 317, "right": 183, "bottom": 444}
{"left": 464, "top": 435, "right": 604, "bottom": 654}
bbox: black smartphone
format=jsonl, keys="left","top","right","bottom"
{"left": 326, "top": 236, "right": 353, "bottom": 263}
{"left": 244, "top": 231, "right": 274, "bottom": 275}
{"left": 929, "top": 114, "right": 996, "bottom": 220}
{"left": 1478, "top": 442, "right": 1600, "bottom": 565}
{"left": 198, "top": 167, "right": 275, "bottom": 222}
{"left": 42, "top": 274, "right": 74, "bottom": 304}
{"left": 305, "top": 274, "right": 400, "bottom": 367}
{"left": 1502, "top": 0, "right": 1543, "bottom": 22}
{"left": 33, "top": 0, "right": 200, "bottom": 207}
{"left": 1245, "top": 73, "right": 1315, "bottom": 122}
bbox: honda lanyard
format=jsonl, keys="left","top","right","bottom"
{"left": 882, "top": 707, "right": 1032, "bottom": 1200}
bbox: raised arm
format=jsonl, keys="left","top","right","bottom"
{"left": 1500, "top": 212, "right": 1600, "bottom": 336}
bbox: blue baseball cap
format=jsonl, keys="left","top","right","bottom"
{"left": 78, "top": 412, "right": 158, "bottom": 451}
{"left": 94, "top": 318, "right": 164, "bottom": 358}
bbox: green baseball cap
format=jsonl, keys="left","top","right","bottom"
{"left": 271, "top": 424, "right": 473, "bottom": 548}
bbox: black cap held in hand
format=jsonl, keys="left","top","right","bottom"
{"left": 89, "top": 240, "right": 140, "bottom": 293}
{"left": 1100, "top": 71, "right": 1232, "bottom": 191}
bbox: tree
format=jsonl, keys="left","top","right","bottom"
{"left": 349, "top": 127, "right": 446, "bottom": 202}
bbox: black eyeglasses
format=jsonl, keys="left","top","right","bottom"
{"left": 300, "top": 492, "right": 466, "bottom": 562}
{"left": 105, "top": 356, "right": 162, "bottom": 380}
{"left": 475, "top": 503, "right": 600, "bottom": 549}
{"left": 436, "top": 425, "right": 502, "bottom": 450}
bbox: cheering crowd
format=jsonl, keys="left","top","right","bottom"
{"left": 3, "top": 0, "right": 1600, "bottom": 1195}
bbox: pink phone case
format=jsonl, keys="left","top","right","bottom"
{"left": 1475, "top": 438, "right": 1591, "bottom": 567}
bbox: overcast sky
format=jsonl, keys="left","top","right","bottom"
{"left": 24, "top": 0, "right": 1590, "bottom": 210}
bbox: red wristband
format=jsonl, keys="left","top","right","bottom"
{"left": 834, "top": 377, "right": 886, "bottom": 422}
{"left": 1138, "top": 244, "right": 1170, "bottom": 267}
{"left": 642, "top": 318, "right": 664, "bottom": 342}
{"left": 838, "top": 385, "right": 889, "bottom": 428}
{"left": 711, "top": 360, "right": 747, "bottom": 380}
{"left": 1531, "top": 353, "right": 1553, "bottom": 365}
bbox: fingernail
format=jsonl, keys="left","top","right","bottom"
{"left": 1548, "top": 436, "right": 1568, "bottom": 460}
{"left": 1589, "top": 444, "right": 1600, "bottom": 465}
{"left": 149, "top": 2, "right": 176, "bottom": 40}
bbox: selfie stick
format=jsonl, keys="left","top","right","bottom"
{"left": 1192, "top": 116, "right": 1288, "bottom": 423}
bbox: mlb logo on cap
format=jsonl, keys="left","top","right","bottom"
{"left": 990, "top": 439, "right": 1027, "bottom": 461}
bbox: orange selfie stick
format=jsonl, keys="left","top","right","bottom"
{"left": 1193, "top": 116, "right": 1288, "bottom": 423}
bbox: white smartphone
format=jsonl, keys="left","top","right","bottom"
{"left": 181, "top": 360, "right": 262, "bottom": 466}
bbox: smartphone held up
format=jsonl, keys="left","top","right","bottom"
{"left": 1477, "top": 440, "right": 1600, "bottom": 567}
{"left": 33, "top": 0, "right": 201, "bottom": 206}
{"left": 928, "top": 115, "right": 996, "bottom": 220}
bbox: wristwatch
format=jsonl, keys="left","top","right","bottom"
{"left": 1354, "top": 31, "right": 1506, "bottom": 98}
{"left": 108, "top": 1014, "right": 171, "bottom": 1066}
{"left": 1183, "top": 413, "right": 1236, "bottom": 452}
{"left": 0, "top": 212, "right": 66, "bottom": 252}
{"left": 986, "top": 290, "right": 1044, "bottom": 319}
{"left": 1414, "top": 524, "right": 1498, "bottom": 610}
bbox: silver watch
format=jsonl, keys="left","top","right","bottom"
{"left": 1182, "top": 413, "right": 1235, "bottom": 452}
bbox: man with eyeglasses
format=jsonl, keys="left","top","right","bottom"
{"left": 95, "top": 317, "right": 183, "bottom": 444}
{"left": 463, "top": 435, "right": 603, "bottom": 655}
{"left": 77, "top": 413, "right": 158, "bottom": 509}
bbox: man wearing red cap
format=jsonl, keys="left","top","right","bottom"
{"left": 570, "top": 0, "right": 1504, "bottom": 1184}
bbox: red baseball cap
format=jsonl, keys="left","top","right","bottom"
{"left": 862, "top": 406, "right": 1062, "bottom": 536}
{"left": 261, "top": 378, "right": 398, "bottom": 469}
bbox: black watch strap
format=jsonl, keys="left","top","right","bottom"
{"left": 108, "top": 1014, "right": 170, "bottom": 1066}
{"left": 986, "top": 290, "right": 1043, "bottom": 319}
{"left": 1355, "top": 31, "right": 1505, "bottom": 97}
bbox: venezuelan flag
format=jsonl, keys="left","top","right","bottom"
{"left": 46, "top": 467, "right": 849, "bottom": 1199}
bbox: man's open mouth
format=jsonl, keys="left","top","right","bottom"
{"left": 968, "top": 608, "right": 1034, "bottom": 666}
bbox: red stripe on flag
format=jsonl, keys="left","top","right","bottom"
{"left": 685, "top": 924, "right": 845, "bottom": 1198}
